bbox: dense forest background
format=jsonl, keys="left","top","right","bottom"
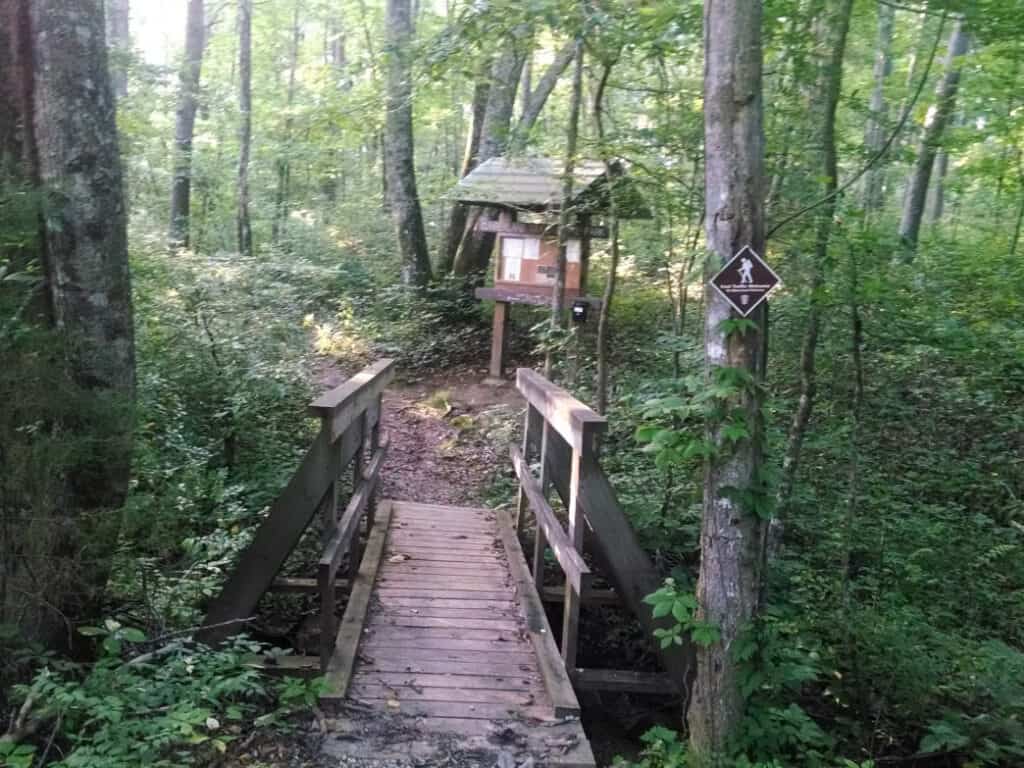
{"left": 2, "top": 0, "right": 1023, "bottom": 765}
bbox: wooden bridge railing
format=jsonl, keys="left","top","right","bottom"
{"left": 512, "top": 368, "right": 604, "bottom": 668}
{"left": 198, "top": 359, "right": 394, "bottom": 668}
{"left": 512, "top": 367, "right": 694, "bottom": 690}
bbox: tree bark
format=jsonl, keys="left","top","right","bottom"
{"left": 594, "top": 58, "right": 619, "bottom": 415}
{"left": 168, "top": 0, "right": 205, "bottom": 249}
{"left": 384, "top": 0, "right": 432, "bottom": 286}
{"left": 898, "top": 17, "right": 968, "bottom": 255}
{"left": 687, "top": 0, "right": 767, "bottom": 758}
{"left": 928, "top": 149, "right": 948, "bottom": 223}
{"left": 438, "top": 63, "right": 490, "bottom": 274}
{"left": 778, "top": 0, "right": 854, "bottom": 513}
{"left": 862, "top": 1, "right": 894, "bottom": 215}
{"left": 545, "top": 37, "right": 583, "bottom": 377}
{"left": 451, "top": 29, "right": 530, "bottom": 276}
{"left": 272, "top": 2, "right": 301, "bottom": 244}
{"left": 237, "top": 0, "right": 253, "bottom": 258}
{"left": 514, "top": 40, "right": 576, "bottom": 142}
{"left": 32, "top": 0, "right": 135, "bottom": 491}
{"left": 104, "top": 0, "right": 130, "bottom": 98}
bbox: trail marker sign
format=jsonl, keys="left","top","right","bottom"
{"left": 710, "top": 245, "right": 780, "bottom": 316}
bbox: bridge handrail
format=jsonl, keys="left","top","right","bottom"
{"left": 198, "top": 358, "right": 395, "bottom": 664}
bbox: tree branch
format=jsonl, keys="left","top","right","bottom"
{"left": 766, "top": 11, "right": 948, "bottom": 239}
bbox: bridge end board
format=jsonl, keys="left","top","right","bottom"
{"left": 496, "top": 508, "right": 582, "bottom": 720}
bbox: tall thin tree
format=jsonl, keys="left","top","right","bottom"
{"left": 688, "top": 0, "right": 768, "bottom": 758}
{"left": 168, "top": 0, "right": 206, "bottom": 249}
{"left": 778, "top": 0, "right": 855, "bottom": 511}
{"left": 237, "top": 0, "right": 253, "bottom": 258}
{"left": 384, "top": 0, "right": 432, "bottom": 285}
{"left": 899, "top": 17, "right": 968, "bottom": 254}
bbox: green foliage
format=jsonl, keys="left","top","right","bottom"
{"left": 5, "top": 629, "right": 319, "bottom": 768}
{"left": 644, "top": 578, "right": 720, "bottom": 649}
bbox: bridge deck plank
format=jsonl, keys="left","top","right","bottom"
{"left": 321, "top": 499, "right": 593, "bottom": 767}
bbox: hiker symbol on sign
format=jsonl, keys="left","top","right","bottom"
{"left": 710, "top": 245, "right": 781, "bottom": 317}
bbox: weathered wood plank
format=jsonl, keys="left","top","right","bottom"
{"left": 374, "top": 616, "right": 521, "bottom": 631}
{"left": 510, "top": 443, "right": 590, "bottom": 593}
{"left": 363, "top": 636, "right": 532, "bottom": 653}
{"left": 496, "top": 509, "right": 581, "bottom": 719}
{"left": 322, "top": 502, "right": 392, "bottom": 700}
{"left": 247, "top": 654, "right": 321, "bottom": 678}
{"left": 355, "top": 672, "right": 541, "bottom": 690}
{"left": 350, "top": 683, "right": 539, "bottom": 706}
{"left": 376, "top": 578, "right": 510, "bottom": 592}
{"left": 373, "top": 588, "right": 513, "bottom": 601}
{"left": 355, "top": 657, "right": 538, "bottom": 677}
{"left": 378, "top": 606, "right": 520, "bottom": 620}
{"left": 541, "top": 585, "right": 619, "bottom": 606}
{"left": 347, "top": 698, "right": 551, "bottom": 721}
{"left": 516, "top": 368, "right": 606, "bottom": 451}
{"left": 528, "top": 425, "right": 695, "bottom": 687}
{"left": 571, "top": 668, "right": 681, "bottom": 696}
{"left": 374, "top": 596, "right": 518, "bottom": 610}
{"left": 199, "top": 420, "right": 363, "bottom": 645}
{"left": 358, "top": 645, "right": 537, "bottom": 663}
{"left": 382, "top": 563, "right": 508, "bottom": 575}
{"left": 367, "top": 626, "right": 523, "bottom": 643}
{"left": 269, "top": 576, "right": 348, "bottom": 594}
{"left": 309, "top": 358, "right": 395, "bottom": 442}
{"left": 390, "top": 502, "right": 493, "bottom": 516}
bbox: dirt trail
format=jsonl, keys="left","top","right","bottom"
{"left": 319, "top": 362, "right": 525, "bottom": 507}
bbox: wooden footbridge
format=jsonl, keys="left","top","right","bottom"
{"left": 198, "top": 360, "right": 692, "bottom": 766}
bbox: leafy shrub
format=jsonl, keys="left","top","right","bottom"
{"left": 4, "top": 625, "right": 320, "bottom": 768}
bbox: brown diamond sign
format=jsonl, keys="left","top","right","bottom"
{"left": 710, "top": 245, "right": 780, "bottom": 316}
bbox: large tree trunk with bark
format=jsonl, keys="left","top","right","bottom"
{"left": 168, "top": 0, "right": 205, "bottom": 249}
{"left": 237, "top": 0, "right": 253, "bottom": 258}
{"left": 778, "top": 0, "right": 854, "bottom": 512}
{"left": 898, "top": 17, "right": 968, "bottom": 255}
{"left": 384, "top": 0, "right": 432, "bottom": 286}
{"left": 1, "top": 0, "right": 135, "bottom": 650}
{"left": 687, "top": 0, "right": 767, "bottom": 758}
{"left": 862, "top": 1, "right": 894, "bottom": 215}
{"left": 32, "top": 0, "right": 136, "bottom": 502}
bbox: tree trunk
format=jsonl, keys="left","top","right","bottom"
{"left": 168, "top": 0, "right": 205, "bottom": 249}
{"left": 928, "top": 150, "right": 948, "bottom": 223}
{"left": 272, "top": 2, "right": 301, "bottom": 244}
{"left": 514, "top": 40, "right": 577, "bottom": 142}
{"left": 384, "top": 0, "right": 432, "bottom": 286}
{"left": 862, "top": 1, "right": 894, "bottom": 215}
{"left": 451, "top": 31, "right": 529, "bottom": 276}
{"left": 438, "top": 64, "right": 490, "bottom": 274}
{"left": 778, "top": 0, "right": 854, "bottom": 512}
{"left": 33, "top": 0, "right": 136, "bottom": 495}
{"left": 687, "top": 0, "right": 767, "bottom": 757}
{"left": 898, "top": 17, "right": 968, "bottom": 255}
{"left": 104, "top": 0, "right": 130, "bottom": 98}
{"left": 545, "top": 38, "right": 583, "bottom": 378}
{"left": 594, "top": 58, "right": 619, "bottom": 415}
{"left": 237, "top": 0, "right": 253, "bottom": 257}
{"left": 7, "top": 0, "right": 135, "bottom": 649}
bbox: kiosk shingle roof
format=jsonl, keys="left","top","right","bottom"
{"left": 451, "top": 156, "right": 649, "bottom": 217}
